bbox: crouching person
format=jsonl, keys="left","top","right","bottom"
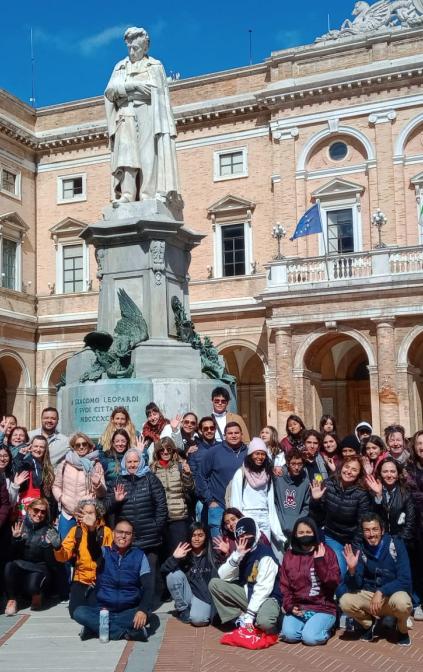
{"left": 73, "top": 519, "right": 153, "bottom": 641}
{"left": 339, "top": 513, "right": 413, "bottom": 646}
{"left": 280, "top": 517, "right": 340, "bottom": 645}
{"left": 161, "top": 522, "right": 216, "bottom": 626}
{"left": 209, "top": 516, "right": 281, "bottom": 633}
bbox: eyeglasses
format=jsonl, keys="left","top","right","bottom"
{"left": 213, "top": 398, "right": 227, "bottom": 404}
{"left": 183, "top": 420, "right": 196, "bottom": 426}
{"left": 31, "top": 507, "right": 47, "bottom": 515}
{"left": 114, "top": 530, "right": 132, "bottom": 537}
{"left": 75, "top": 441, "right": 89, "bottom": 448}
{"left": 201, "top": 425, "right": 215, "bottom": 431}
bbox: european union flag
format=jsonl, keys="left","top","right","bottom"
{"left": 290, "top": 203, "right": 323, "bottom": 241}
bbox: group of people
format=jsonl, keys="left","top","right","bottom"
{"left": 0, "top": 392, "right": 421, "bottom": 650}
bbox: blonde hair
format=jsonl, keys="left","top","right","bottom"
{"left": 150, "top": 437, "right": 180, "bottom": 471}
{"left": 27, "top": 496, "right": 50, "bottom": 519}
{"left": 100, "top": 407, "right": 137, "bottom": 452}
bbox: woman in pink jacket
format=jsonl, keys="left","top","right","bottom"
{"left": 53, "top": 433, "right": 106, "bottom": 539}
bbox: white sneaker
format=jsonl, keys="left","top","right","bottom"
{"left": 406, "top": 616, "right": 414, "bottom": 629}
{"left": 414, "top": 605, "right": 423, "bottom": 621}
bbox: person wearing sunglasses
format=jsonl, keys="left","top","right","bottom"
{"left": 53, "top": 433, "right": 106, "bottom": 541}
{"left": 73, "top": 518, "right": 153, "bottom": 641}
{"left": 210, "top": 387, "right": 250, "bottom": 444}
{"left": 4, "top": 497, "right": 60, "bottom": 616}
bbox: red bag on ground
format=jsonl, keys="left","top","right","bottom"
{"left": 220, "top": 625, "right": 278, "bottom": 650}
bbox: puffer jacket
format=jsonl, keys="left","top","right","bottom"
{"left": 310, "top": 478, "right": 372, "bottom": 544}
{"left": 54, "top": 522, "right": 113, "bottom": 584}
{"left": 407, "top": 463, "right": 423, "bottom": 536}
{"left": 53, "top": 459, "right": 106, "bottom": 516}
{"left": 10, "top": 517, "right": 56, "bottom": 572}
{"left": 150, "top": 461, "right": 194, "bottom": 521}
{"left": 374, "top": 486, "right": 416, "bottom": 547}
{"left": 105, "top": 471, "right": 167, "bottom": 550}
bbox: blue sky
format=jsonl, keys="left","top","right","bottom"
{"left": 2, "top": 0, "right": 358, "bottom": 107}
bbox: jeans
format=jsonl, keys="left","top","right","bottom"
{"left": 68, "top": 582, "right": 96, "bottom": 619}
{"left": 207, "top": 505, "right": 224, "bottom": 538}
{"left": 281, "top": 612, "right": 336, "bottom": 645}
{"left": 166, "top": 570, "right": 212, "bottom": 625}
{"left": 73, "top": 605, "right": 147, "bottom": 640}
{"left": 324, "top": 535, "right": 346, "bottom": 597}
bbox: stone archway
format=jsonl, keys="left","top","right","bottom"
{"left": 0, "top": 353, "right": 29, "bottom": 425}
{"left": 300, "top": 332, "right": 372, "bottom": 436}
{"left": 401, "top": 329, "right": 423, "bottom": 434}
{"left": 43, "top": 354, "right": 72, "bottom": 408}
{"left": 219, "top": 344, "right": 266, "bottom": 436}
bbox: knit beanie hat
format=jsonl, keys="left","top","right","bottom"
{"left": 247, "top": 437, "right": 271, "bottom": 458}
{"left": 234, "top": 516, "right": 257, "bottom": 540}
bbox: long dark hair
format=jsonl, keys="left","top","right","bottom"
{"left": 244, "top": 453, "right": 273, "bottom": 479}
{"left": 220, "top": 507, "right": 243, "bottom": 539}
{"left": 376, "top": 456, "right": 408, "bottom": 492}
{"left": 319, "top": 414, "right": 337, "bottom": 434}
{"left": 409, "top": 430, "right": 423, "bottom": 465}
{"left": 335, "top": 455, "right": 366, "bottom": 489}
{"left": 290, "top": 516, "right": 320, "bottom": 555}
{"left": 0, "top": 445, "right": 14, "bottom": 479}
{"left": 286, "top": 414, "right": 305, "bottom": 438}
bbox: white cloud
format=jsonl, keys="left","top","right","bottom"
{"left": 79, "top": 24, "right": 129, "bottom": 55}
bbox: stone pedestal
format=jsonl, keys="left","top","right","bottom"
{"left": 59, "top": 199, "right": 237, "bottom": 437}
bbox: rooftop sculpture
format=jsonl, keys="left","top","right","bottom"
{"left": 316, "top": 0, "right": 423, "bottom": 42}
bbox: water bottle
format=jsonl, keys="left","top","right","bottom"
{"left": 99, "top": 608, "right": 109, "bottom": 643}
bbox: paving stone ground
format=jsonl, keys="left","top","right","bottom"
{"left": 1, "top": 603, "right": 422, "bottom": 672}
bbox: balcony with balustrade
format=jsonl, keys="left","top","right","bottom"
{"left": 263, "top": 245, "right": 423, "bottom": 297}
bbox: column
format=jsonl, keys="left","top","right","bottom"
{"left": 374, "top": 319, "right": 399, "bottom": 430}
{"left": 274, "top": 327, "right": 295, "bottom": 431}
{"left": 368, "top": 111, "right": 397, "bottom": 246}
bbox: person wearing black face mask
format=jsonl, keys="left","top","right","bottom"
{"left": 279, "top": 517, "right": 340, "bottom": 645}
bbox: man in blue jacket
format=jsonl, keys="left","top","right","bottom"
{"left": 196, "top": 422, "right": 247, "bottom": 537}
{"left": 340, "top": 513, "right": 412, "bottom": 646}
{"left": 73, "top": 519, "right": 152, "bottom": 641}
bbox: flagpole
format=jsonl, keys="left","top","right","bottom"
{"left": 317, "top": 199, "right": 330, "bottom": 281}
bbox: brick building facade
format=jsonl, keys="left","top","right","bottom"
{"left": 0, "top": 20, "right": 423, "bottom": 437}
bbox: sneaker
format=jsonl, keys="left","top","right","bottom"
{"left": 397, "top": 632, "right": 411, "bottom": 647}
{"left": 5, "top": 600, "right": 17, "bottom": 617}
{"left": 79, "top": 626, "right": 93, "bottom": 641}
{"left": 414, "top": 605, "right": 423, "bottom": 621}
{"left": 360, "top": 622, "right": 377, "bottom": 642}
{"left": 124, "top": 626, "right": 148, "bottom": 642}
{"left": 176, "top": 608, "right": 190, "bottom": 624}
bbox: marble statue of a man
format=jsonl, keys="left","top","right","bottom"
{"left": 104, "top": 26, "right": 180, "bottom": 204}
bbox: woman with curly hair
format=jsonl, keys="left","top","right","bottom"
{"left": 53, "top": 433, "right": 106, "bottom": 540}
{"left": 99, "top": 407, "right": 138, "bottom": 453}
{"left": 150, "top": 437, "right": 195, "bottom": 553}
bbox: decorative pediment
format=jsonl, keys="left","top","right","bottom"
{"left": 0, "top": 211, "right": 29, "bottom": 239}
{"left": 312, "top": 178, "right": 365, "bottom": 200}
{"left": 411, "top": 171, "right": 423, "bottom": 185}
{"left": 207, "top": 195, "right": 256, "bottom": 224}
{"left": 50, "top": 217, "right": 87, "bottom": 237}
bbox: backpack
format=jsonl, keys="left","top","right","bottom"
{"left": 71, "top": 525, "right": 105, "bottom": 567}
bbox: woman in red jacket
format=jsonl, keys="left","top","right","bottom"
{"left": 280, "top": 516, "right": 340, "bottom": 645}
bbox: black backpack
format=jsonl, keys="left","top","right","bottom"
{"left": 71, "top": 525, "right": 105, "bottom": 567}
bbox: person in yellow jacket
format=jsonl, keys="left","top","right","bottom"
{"left": 52, "top": 498, "right": 112, "bottom": 617}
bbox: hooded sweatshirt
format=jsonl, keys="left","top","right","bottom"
{"left": 273, "top": 467, "right": 310, "bottom": 534}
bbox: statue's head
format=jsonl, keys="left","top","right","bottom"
{"left": 124, "top": 26, "right": 150, "bottom": 63}
{"left": 353, "top": 1, "right": 369, "bottom": 15}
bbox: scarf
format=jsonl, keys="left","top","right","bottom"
{"left": 142, "top": 416, "right": 169, "bottom": 443}
{"left": 65, "top": 449, "right": 99, "bottom": 473}
{"left": 159, "top": 459, "right": 171, "bottom": 468}
{"left": 244, "top": 465, "right": 269, "bottom": 489}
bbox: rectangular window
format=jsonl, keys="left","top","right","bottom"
{"left": 214, "top": 148, "right": 248, "bottom": 181}
{"left": 222, "top": 224, "right": 246, "bottom": 276}
{"left": 219, "top": 151, "right": 244, "bottom": 177}
{"left": 63, "top": 244, "right": 84, "bottom": 293}
{"left": 327, "top": 208, "right": 354, "bottom": 255}
{"left": 62, "top": 177, "right": 83, "bottom": 200}
{"left": 1, "top": 169, "right": 17, "bottom": 195}
{"left": 2, "top": 239, "right": 17, "bottom": 289}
